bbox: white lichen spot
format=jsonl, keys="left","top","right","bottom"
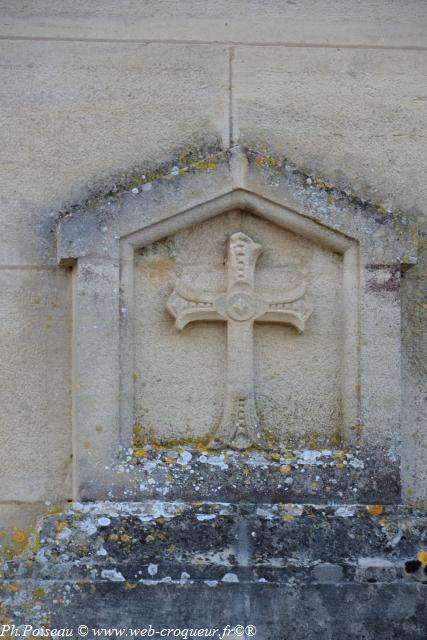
{"left": 206, "top": 455, "right": 228, "bottom": 470}
{"left": 101, "top": 569, "right": 125, "bottom": 582}
{"left": 97, "top": 517, "right": 111, "bottom": 527}
{"left": 196, "top": 514, "right": 216, "bottom": 521}
{"left": 147, "top": 563, "right": 158, "bottom": 576}
{"left": 131, "top": 188, "right": 139, "bottom": 194}
{"left": 78, "top": 519, "right": 97, "bottom": 536}
{"left": 177, "top": 450, "right": 192, "bottom": 465}
{"left": 335, "top": 506, "right": 356, "bottom": 517}
{"left": 222, "top": 572, "right": 239, "bottom": 583}
{"left": 204, "top": 580, "right": 218, "bottom": 587}
{"left": 348, "top": 458, "right": 364, "bottom": 470}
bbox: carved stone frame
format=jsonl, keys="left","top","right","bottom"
{"left": 58, "top": 148, "right": 417, "bottom": 499}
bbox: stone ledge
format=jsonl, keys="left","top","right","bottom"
{"left": 2, "top": 501, "right": 426, "bottom": 637}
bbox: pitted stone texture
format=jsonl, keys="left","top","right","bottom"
{"left": 1, "top": 502, "right": 426, "bottom": 638}
{"left": 84, "top": 446, "right": 400, "bottom": 504}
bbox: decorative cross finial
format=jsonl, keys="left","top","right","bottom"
{"left": 167, "top": 232, "right": 312, "bottom": 450}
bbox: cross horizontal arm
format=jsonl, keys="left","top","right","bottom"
{"left": 167, "top": 287, "right": 224, "bottom": 330}
{"left": 256, "top": 298, "right": 312, "bottom": 333}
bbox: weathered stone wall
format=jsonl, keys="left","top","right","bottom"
{"left": 0, "top": 1, "right": 426, "bottom": 539}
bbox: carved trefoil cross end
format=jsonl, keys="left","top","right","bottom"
{"left": 167, "top": 232, "right": 312, "bottom": 450}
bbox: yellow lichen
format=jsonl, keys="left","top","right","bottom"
{"left": 417, "top": 550, "right": 427, "bottom": 566}
{"left": 125, "top": 582, "right": 137, "bottom": 590}
{"left": 55, "top": 521, "right": 68, "bottom": 534}
{"left": 133, "top": 448, "right": 147, "bottom": 459}
{"left": 83, "top": 440, "right": 90, "bottom": 450}
{"left": 32, "top": 587, "right": 46, "bottom": 601}
{"left": 11, "top": 528, "right": 28, "bottom": 546}
{"left": 279, "top": 465, "right": 292, "bottom": 475}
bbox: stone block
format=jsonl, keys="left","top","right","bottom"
{"left": 0, "top": 1, "right": 426, "bottom": 47}
{"left": 0, "top": 268, "right": 71, "bottom": 502}
{"left": 0, "top": 41, "right": 228, "bottom": 264}
{"left": 234, "top": 47, "right": 427, "bottom": 214}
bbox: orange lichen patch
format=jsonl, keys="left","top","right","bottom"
{"left": 367, "top": 505, "right": 384, "bottom": 517}
{"left": 133, "top": 448, "right": 147, "bottom": 459}
{"left": 164, "top": 457, "right": 177, "bottom": 465}
{"left": 109, "top": 533, "right": 119, "bottom": 542}
{"left": 11, "top": 528, "right": 28, "bottom": 546}
{"left": 141, "top": 256, "right": 176, "bottom": 279}
{"left": 279, "top": 465, "right": 292, "bottom": 475}
{"left": 417, "top": 550, "right": 427, "bottom": 566}
{"left": 255, "top": 156, "right": 264, "bottom": 166}
{"left": 125, "top": 582, "right": 137, "bottom": 590}
{"left": 328, "top": 195, "right": 337, "bottom": 205}
{"left": 379, "top": 518, "right": 389, "bottom": 528}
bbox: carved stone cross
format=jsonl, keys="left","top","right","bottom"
{"left": 167, "top": 232, "right": 312, "bottom": 450}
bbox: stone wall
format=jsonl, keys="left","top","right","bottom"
{"left": 0, "top": 1, "right": 426, "bottom": 539}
